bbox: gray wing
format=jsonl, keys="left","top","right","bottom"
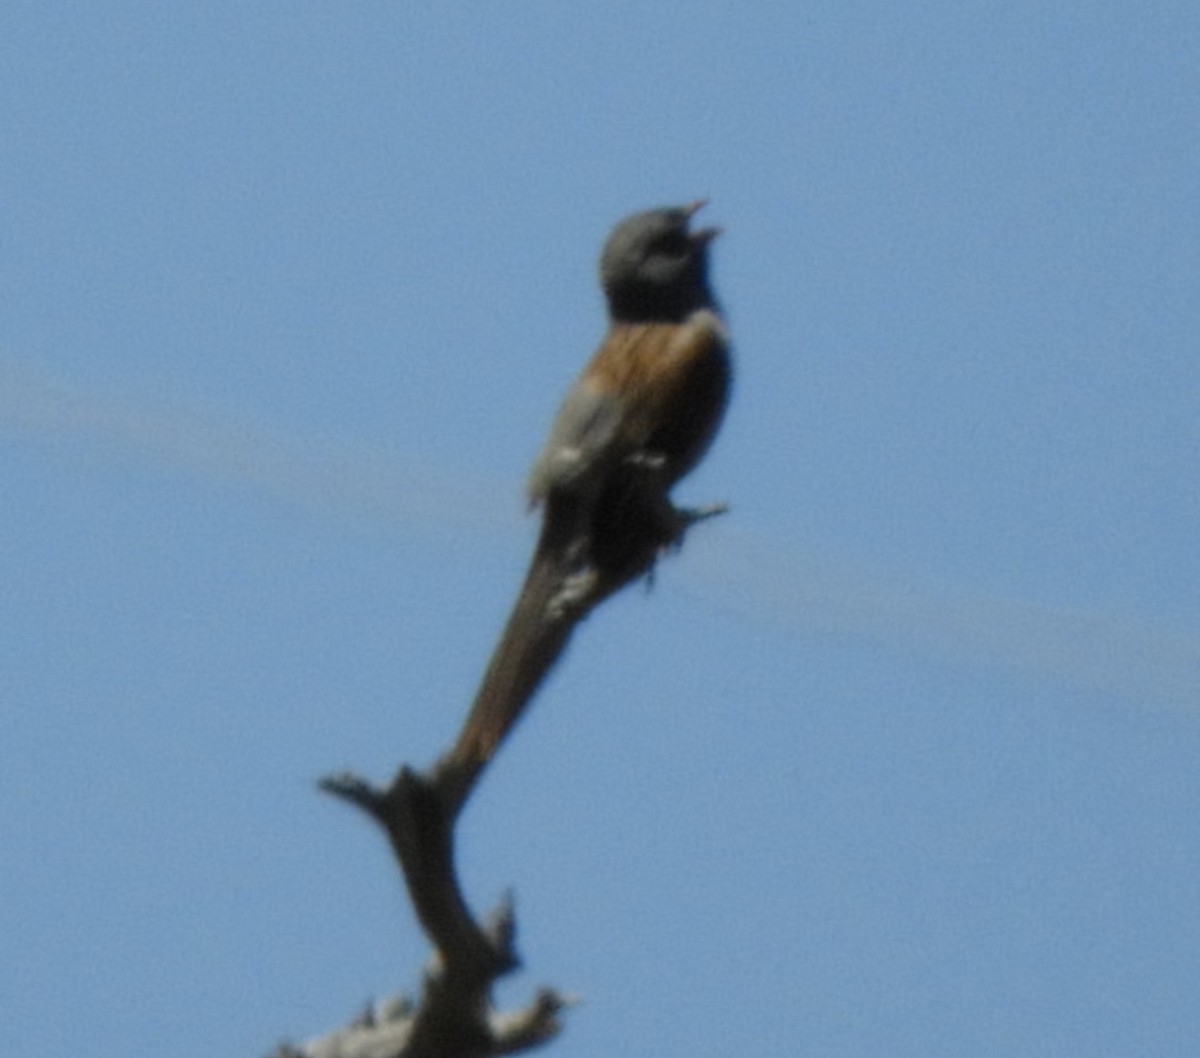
{"left": 526, "top": 380, "right": 625, "bottom": 504}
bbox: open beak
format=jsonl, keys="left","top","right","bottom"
{"left": 682, "top": 198, "right": 721, "bottom": 243}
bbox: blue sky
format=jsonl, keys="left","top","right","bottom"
{"left": 2, "top": 3, "right": 1198, "bottom": 1055}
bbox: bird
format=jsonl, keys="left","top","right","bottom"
{"left": 437, "top": 201, "right": 732, "bottom": 802}
{"left": 526, "top": 199, "right": 731, "bottom": 539}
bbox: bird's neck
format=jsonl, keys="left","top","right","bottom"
{"left": 606, "top": 283, "right": 715, "bottom": 324}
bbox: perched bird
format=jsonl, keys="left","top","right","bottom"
{"left": 526, "top": 199, "right": 731, "bottom": 529}
{"left": 438, "top": 202, "right": 732, "bottom": 800}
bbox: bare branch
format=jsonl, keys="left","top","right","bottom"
{"left": 279, "top": 489, "right": 723, "bottom": 1058}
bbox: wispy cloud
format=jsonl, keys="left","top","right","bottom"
{"left": 685, "top": 527, "right": 1200, "bottom": 713}
{"left": 0, "top": 360, "right": 514, "bottom": 534}
{"left": 4, "top": 359, "right": 1196, "bottom": 711}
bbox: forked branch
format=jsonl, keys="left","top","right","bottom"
{"left": 276, "top": 484, "right": 725, "bottom": 1058}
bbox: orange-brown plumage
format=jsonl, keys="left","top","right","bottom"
{"left": 578, "top": 313, "right": 729, "bottom": 483}
{"left": 526, "top": 202, "right": 731, "bottom": 511}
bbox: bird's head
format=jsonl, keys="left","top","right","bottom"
{"left": 599, "top": 199, "right": 719, "bottom": 323}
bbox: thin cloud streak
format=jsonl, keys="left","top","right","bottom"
{"left": 4, "top": 359, "right": 1196, "bottom": 711}
{"left": 685, "top": 527, "right": 1200, "bottom": 713}
{"left": 0, "top": 360, "right": 514, "bottom": 534}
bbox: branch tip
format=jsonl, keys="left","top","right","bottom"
{"left": 484, "top": 890, "right": 518, "bottom": 958}
{"left": 490, "top": 987, "right": 577, "bottom": 1052}
{"left": 318, "top": 771, "right": 387, "bottom": 816}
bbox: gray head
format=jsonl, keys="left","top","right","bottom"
{"left": 598, "top": 200, "right": 719, "bottom": 323}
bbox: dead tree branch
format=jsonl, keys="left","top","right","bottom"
{"left": 273, "top": 479, "right": 723, "bottom": 1058}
